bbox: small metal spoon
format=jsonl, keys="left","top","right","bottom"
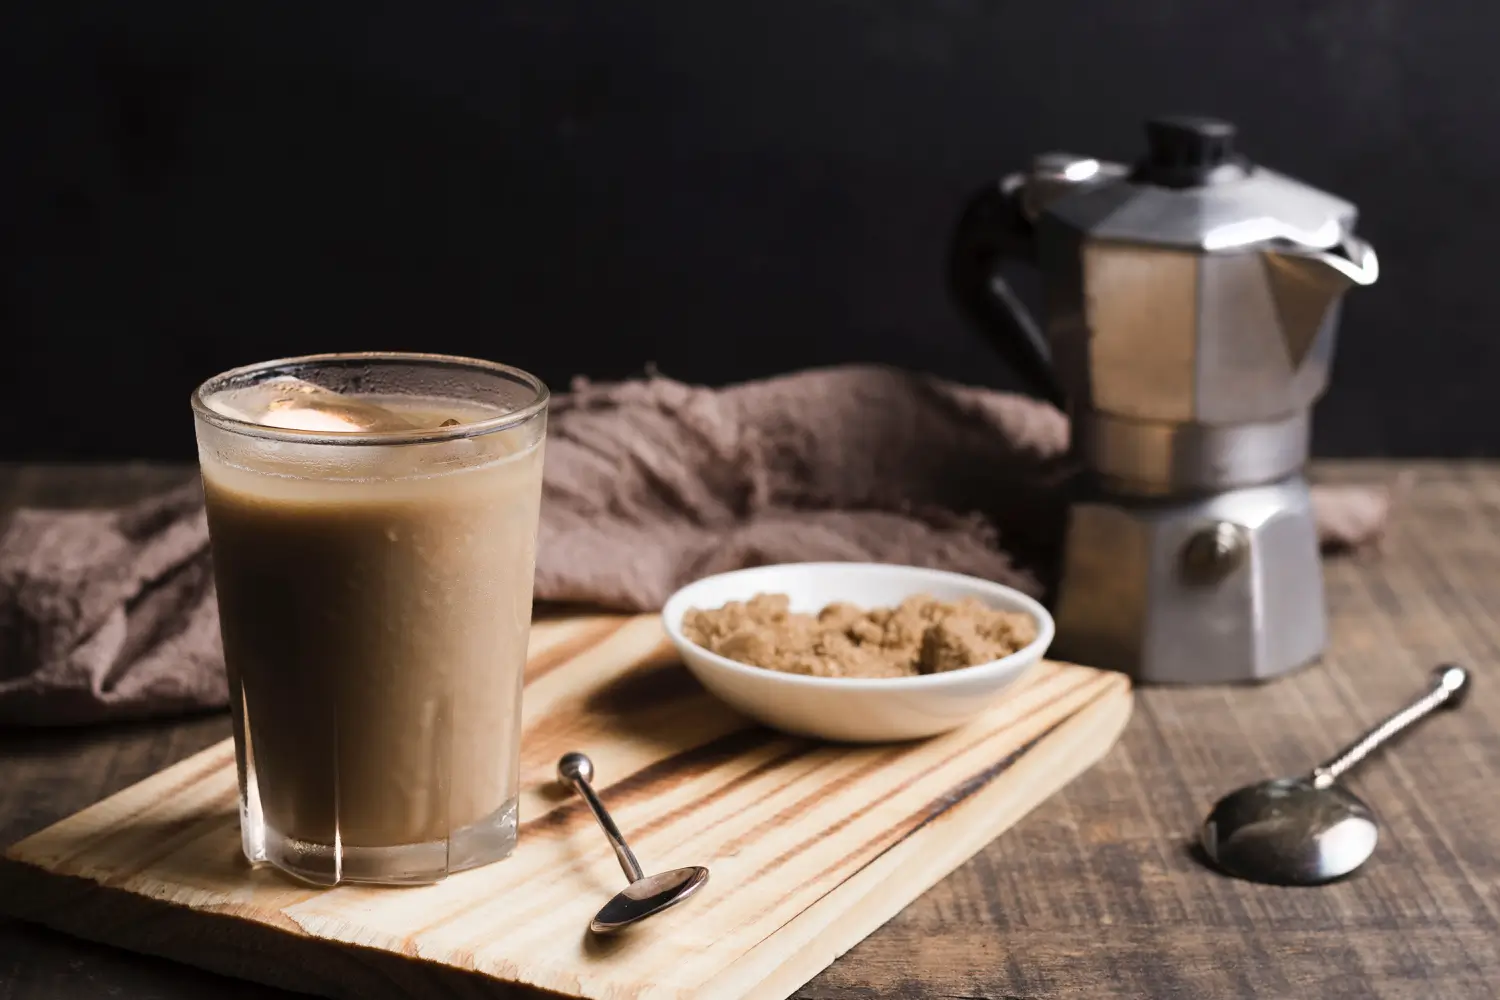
{"left": 1202, "top": 664, "right": 1469, "bottom": 886}
{"left": 557, "top": 752, "right": 710, "bottom": 933}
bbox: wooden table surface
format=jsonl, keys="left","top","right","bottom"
{"left": 3, "top": 461, "right": 1499, "bottom": 1000}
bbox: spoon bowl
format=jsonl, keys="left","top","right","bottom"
{"left": 590, "top": 865, "right": 711, "bottom": 934}
{"left": 1202, "top": 777, "right": 1377, "bottom": 885}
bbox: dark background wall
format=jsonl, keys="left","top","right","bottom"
{"left": 1, "top": 2, "right": 1493, "bottom": 460}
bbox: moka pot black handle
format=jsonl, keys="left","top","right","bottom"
{"left": 946, "top": 175, "right": 1065, "bottom": 408}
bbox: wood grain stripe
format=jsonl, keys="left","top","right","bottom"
{"left": 629, "top": 742, "right": 819, "bottom": 843}
{"left": 524, "top": 617, "right": 634, "bottom": 683}
{"left": 743, "top": 672, "right": 1107, "bottom": 885}
{"left": 39, "top": 742, "right": 237, "bottom": 871}
{"left": 103, "top": 791, "right": 240, "bottom": 886}
{"left": 519, "top": 727, "right": 776, "bottom": 837}
{"left": 810, "top": 673, "right": 1125, "bottom": 888}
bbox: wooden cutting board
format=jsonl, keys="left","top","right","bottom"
{"left": 1, "top": 613, "right": 1131, "bottom": 1000}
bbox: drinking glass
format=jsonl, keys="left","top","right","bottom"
{"left": 192, "top": 353, "right": 548, "bottom": 885}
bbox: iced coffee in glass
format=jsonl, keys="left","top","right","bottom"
{"left": 191, "top": 353, "right": 547, "bottom": 885}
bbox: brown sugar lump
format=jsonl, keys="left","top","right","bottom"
{"left": 679, "top": 592, "right": 1039, "bottom": 679}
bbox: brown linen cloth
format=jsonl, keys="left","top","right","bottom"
{"left": 0, "top": 366, "right": 1389, "bottom": 726}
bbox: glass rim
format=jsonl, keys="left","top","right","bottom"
{"left": 191, "top": 351, "right": 550, "bottom": 446}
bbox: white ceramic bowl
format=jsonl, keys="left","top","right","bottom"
{"left": 661, "top": 562, "right": 1055, "bottom": 743}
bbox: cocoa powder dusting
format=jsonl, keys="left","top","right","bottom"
{"left": 680, "top": 593, "right": 1038, "bottom": 679}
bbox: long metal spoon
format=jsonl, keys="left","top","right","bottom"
{"left": 557, "top": 752, "right": 710, "bottom": 933}
{"left": 1201, "top": 664, "right": 1469, "bottom": 886}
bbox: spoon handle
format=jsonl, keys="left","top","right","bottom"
{"left": 563, "top": 766, "right": 646, "bottom": 883}
{"left": 1311, "top": 664, "right": 1469, "bottom": 787}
